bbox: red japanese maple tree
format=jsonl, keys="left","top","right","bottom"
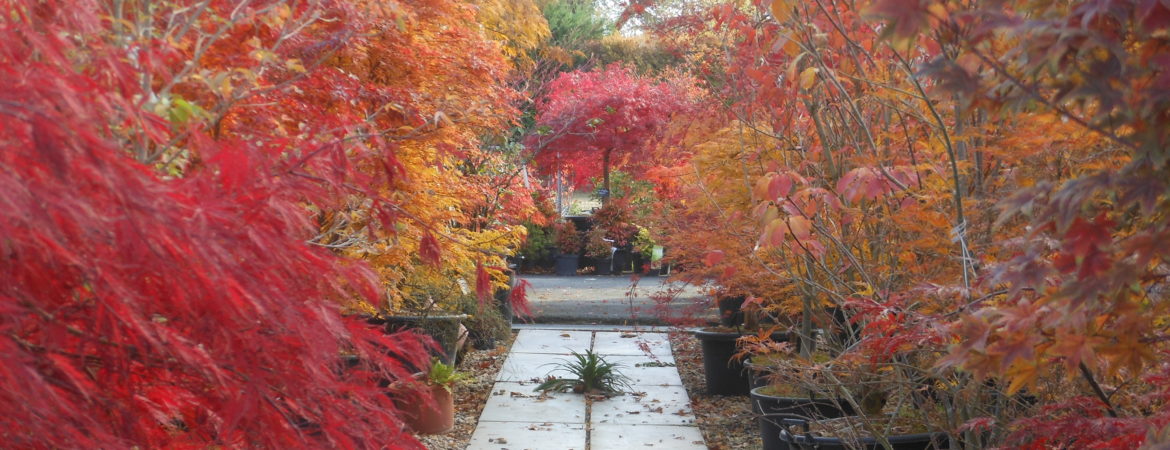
{"left": 0, "top": 1, "right": 498, "bottom": 447}
{"left": 528, "top": 64, "right": 694, "bottom": 195}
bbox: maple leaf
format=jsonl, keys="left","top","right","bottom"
{"left": 419, "top": 232, "right": 442, "bottom": 266}
{"left": 703, "top": 250, "right": 725, "bottom": 267}
{"left": 1049, "top": 329, "right": 1099, "bottom": 372}
{"left": 1063, "top": 215, "right": 1113, "bottom": 259}
{"left": 786, "top": 216, "right": 812, "bottom": 240}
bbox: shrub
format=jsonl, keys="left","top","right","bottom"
{"left": 553, "top": 220, "right": 583, "bottom": 254}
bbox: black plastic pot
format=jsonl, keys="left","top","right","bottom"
{"left": 612, "top": 250, "right": 631, "bottom": 274}
{"left": 695, "top": 329, "right": 790, "bottom": 396}
{"left": 594, "top": 256, "right": 613, "bottom": 275}
{"left": 778, "top": 417, "right": 950, "bottom": 450}
{"left": 751, "top": 387, "right": 854, "bottom": 450}
{"left": 380, "top": 314, "right": 468, "bottom": 365}
{"left": 554, "top": 254, "right": 579, "bottom": 276}
{"left": 694, "top": 329, "right": 750, "bottom": 395}
{"left": 745, "top": 360, "right": 771, "bottom": 390}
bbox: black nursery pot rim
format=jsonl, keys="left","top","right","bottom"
{"left": 779, "top": 416, "right": 950, "bottom": 447}
{"left": 786, "top": 430, "right": 950, "bottom": 445}
{"left": 693, "top": 328, "right": 790, "bottom": 341}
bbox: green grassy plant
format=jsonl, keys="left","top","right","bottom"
{"left": 535, "top": 349, "right": 632, "bottom": 395}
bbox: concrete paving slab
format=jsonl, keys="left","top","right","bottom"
{"left": 469, "top": 326, "right": 705, "bottom": 449}
{"left": 479, "top": 382, "right": 586, "bottom": 423}
{"left": 590, "top": 423, "right": 706, "bottom": 449}
{"left": 592, "top": 332, "right": 672, "bottom": 358}
{"left": 510, "top": 329, "right": 593, "bottom": 354}
{"left": 591, "top": 385, "right": 696, "bottom": 426}
{"left": 466, "top": 421, "right": 586, "bottom": 450}
{"left": 495, "top": 352, "right": 575, "bottom": 383}
{"left": 599, "top": 355, "right": 682, "bottom": 386}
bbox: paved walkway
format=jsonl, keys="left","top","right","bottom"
{"left": 467, "top": 329, "right": 706, "bottom": 449}
{"left": 520, "top": 275, "right": 708, "bottom": 324}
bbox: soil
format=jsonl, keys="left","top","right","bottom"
{"left": 416, "top": 332, "right": 515, "bottom": 449}
{"left": 808, "top": 414, "right": 935, "bottom": 437}
{"left": 670, "top": 332, "right": 761, "bottom": 449}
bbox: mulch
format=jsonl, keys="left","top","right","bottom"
{"left": 670, "top": 331, "right": 762, "bottom": 449}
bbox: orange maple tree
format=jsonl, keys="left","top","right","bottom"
{"left": 1, "top": 0, "right": 533, "bottom": 447}
{"left": 631, "top": 0, "right": 1168, "bottom": 446}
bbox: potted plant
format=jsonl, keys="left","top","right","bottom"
{"left": 375, "top": 273, "right": 470, "bottom": 365}
{"left": 745, "top": 348, "right": 857, "bottom": 450}
{"left": 552, "top": 220, "right": 582, "bottom": 276}
{"left": 694, "top": 298, "right": 793, "bottom": 396}
{"left": 518, "top": 221, "right": 555, "bottom": 273}
{"left": 397, "top": 359, "right": 468, "bottom": 435}
{"left": 779, "top": 411, "right": 951, "bottom": 450}
{"left": 459, "top": 293, "right": 511, "bottom": 350}
{"left": 771, "top": 356, "right": 951, "bottom": 450}
{"left": 632, "top": 226, "right": 659, "bottom": 275}
{"left": 584, "top": 227, "right": 614, "bottom": 275}
{"left": 588, "top": 199, "right": 638, "bottom": 274}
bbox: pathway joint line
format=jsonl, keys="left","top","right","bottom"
{"left": 467, "top": 330, "right": 706, "bottom": 450}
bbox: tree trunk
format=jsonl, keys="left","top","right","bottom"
{"left": 602, "top": 148, "right": 612, "bottom": 203}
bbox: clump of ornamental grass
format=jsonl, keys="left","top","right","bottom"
{"left": 535, "top": 349, "right": 632, "bottom": 396}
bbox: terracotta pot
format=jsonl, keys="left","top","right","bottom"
{"left": 400, "top": 383, "right": 455, "bottom": 435}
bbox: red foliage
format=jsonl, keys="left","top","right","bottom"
{"left": 552, "top": 220, "right": 584, "bottom": 254}
{"left": 420, "top": 232, "right": 443, "bottom": 267}
{"left": 589, "top": 197, "right": 640, "bottom": 247}
{"left": 509, "top": 279, "right": 535, "bottom": 318}
{"left": 528, "top": 64, "right": 695, "bottom": 188}
{"left": 1003, "top": 397, "right": 1167, "bottom": 449}
{"left": 0, "top": 1, "right": 440, "bottom": 447}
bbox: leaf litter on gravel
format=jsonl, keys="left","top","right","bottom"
{"left": 670, "top": 332, "right": 762, "bottom": 449}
